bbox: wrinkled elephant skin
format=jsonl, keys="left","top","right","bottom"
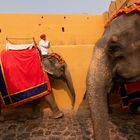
{"left": 87, "top": 13, "right": 140, "bottom": 140}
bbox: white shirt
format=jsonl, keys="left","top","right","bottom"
{"left": 39, "top": 39, "right": 50, "bottom": 55}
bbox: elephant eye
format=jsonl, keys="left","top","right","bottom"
{"left": 115, "top": 55, "right": 124, "bottom": 61}
{"left": 107, "top": 43, "right": 122, "bottom": 57}
{"left": 108, "top": 43, "right": 121, "bottom": 53}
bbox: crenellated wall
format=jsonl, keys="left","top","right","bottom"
{"left": 108, "top": 1, "right": 117, "bottom": 18}
{"left": 103, "top": 0, "right": 140, "bottom": 24}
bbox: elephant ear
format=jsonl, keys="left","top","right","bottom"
{"left": 41, "top": 58, "right": 54, "bottom": 75}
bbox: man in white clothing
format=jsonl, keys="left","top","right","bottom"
{"left": 39, "top": 34, "right": 50, "bottom": 57}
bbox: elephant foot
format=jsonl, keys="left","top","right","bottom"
{"left": 51, "top": 111, "right": 64, "bottom": 119}
{"left": 31, "top": 112, "right": 41, "bottom": 119}
{"left": 31, "top": 108, "right": 41, "bottom": 119}
{"left": 0, "top": 116, "right": 5, "bottom": 122}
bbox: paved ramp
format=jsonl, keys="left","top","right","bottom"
{"left": 0, "top": 98, "right": 139, "bottom": 140}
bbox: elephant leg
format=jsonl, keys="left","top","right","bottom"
{"left": 44, "top": 93, "right": 64, "bottom": 119}
{"left": 0, "top": 100, "right": 4, "bottom": 122}
{"left": 31, "top": 99, "right": 41, "bottom": 119}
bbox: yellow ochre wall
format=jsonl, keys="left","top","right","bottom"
{"left": 2, "top": 0, "right": 139, "bottom": 110}
{"left": 0, "top": 14, "right": 104, "bottom": 110}
{"left": 51, "top": 45, "right": 93, "bottom": 110}
{"left": 0, "top": 14, "right": 103, "bottom": 47}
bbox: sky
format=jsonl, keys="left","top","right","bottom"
{"left": 0, "top": 0, "right": 111, "bottom": 14}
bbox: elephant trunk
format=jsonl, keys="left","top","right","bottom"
{"left": 64, "top": 66, "right": 75, "bottom": 108}
{"left": 87, "top": 48, "right": 111, "bottom": 140}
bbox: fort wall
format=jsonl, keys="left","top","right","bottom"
{"left": 0, "top": 14, "right": 103, "bottom": 49}
{"left": 0, "top": 14, "right": 104, "bottom": 110}
{"left": 0, "top": 0, "right": 139, "bottom": 110}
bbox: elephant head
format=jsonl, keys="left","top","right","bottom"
{"left": 87, "top": 13, "right": 140, "bottom": 140}
{"left": 41, "top": 53, "right": 75, "bottom": 108}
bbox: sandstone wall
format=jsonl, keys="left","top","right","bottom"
{"left": 0, "top": 14, "right": 103, "bottom": 49}
{"left": 51, "top": 45, "right": 93, "bottom": 110}
{"left": 0, "top": 14, "right": 104, "bottom": 110}
{"left": 1, "top": 0, "right": 139, "bottom": 110}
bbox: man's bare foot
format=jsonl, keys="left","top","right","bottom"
{"left": 52, "top": 111, "right": 64, "bottom": 119}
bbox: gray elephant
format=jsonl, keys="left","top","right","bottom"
{"left": 86, "top": 11, "right": 140, "bottom": 140}
{"left": 31, "top": 53, "right": 75, "bottom": 118}
{"left": 41, "top": 53, "right": 75, "bottom": 107}
{"left": 0, "top": 52, "right": 75, "bottom": 121}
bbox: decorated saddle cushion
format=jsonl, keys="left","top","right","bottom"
{"left": 118, "top": 82, "right": 140, "bottom": 108}
{"left": 0, "top": 47, "right": 51, "bottom": 108}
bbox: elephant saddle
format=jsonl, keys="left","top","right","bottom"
{"left": 118, "top": 82, "right": 140, "bottom": 109}
{"left": 0, "top": 47, "right": 51, "bottom": 108}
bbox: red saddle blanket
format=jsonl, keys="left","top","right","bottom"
{"left": 0, "top": 48, "right": 51, "bottom": 108}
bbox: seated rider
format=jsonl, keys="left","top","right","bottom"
{"left": 39, "top": 34, "right": 50, "bottom": 58}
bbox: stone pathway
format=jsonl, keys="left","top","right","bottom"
{"left": 0, "top": 100, "right": 139, "bottom": 140}
{"left": 109, "top": 107, "right": 140, "bottom": 140}
{"left": 0, "top": 110, "right": 94, "bottom": 140}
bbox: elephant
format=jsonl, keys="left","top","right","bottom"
{"left": 41, "top": 53, "right": 76, "bottom": 108}
{"left": 0, "top": 52, "right": 75, "bottom": 121}
{"left": 86, "top": 12, "right": 140, "bottom": 140}
{"left": 31, "top": 53, "right": 75, "bottom": 119}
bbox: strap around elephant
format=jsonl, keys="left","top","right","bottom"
{"left": 105, "top": 2, "right": 140, "bottom": 28}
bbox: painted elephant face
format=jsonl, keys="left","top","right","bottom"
{"left": 106, "top": 14, "right": 140, "bottom": 83}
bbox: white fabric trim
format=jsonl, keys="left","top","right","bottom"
{"left": 6, "top": 42, "right": 34, "bottom": 50}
